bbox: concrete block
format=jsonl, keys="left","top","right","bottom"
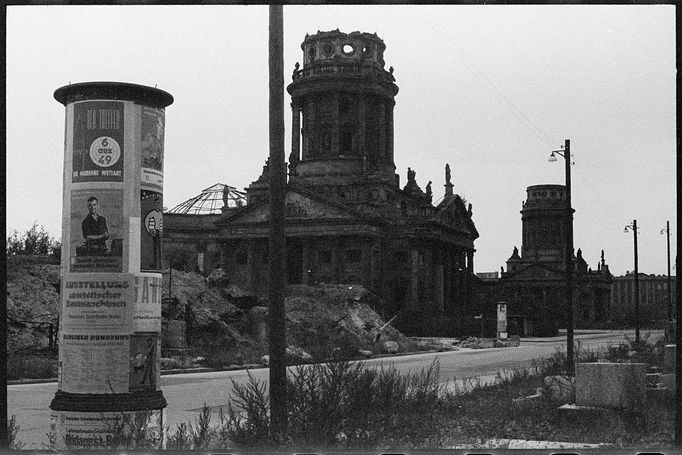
{"left": 665, "top": 321, "right": 676, "bottom": 343}
{"left": 544, "top": 375, "right": 575, "bottom": 403}
{"left": 382, "top": 341, "right": 399, "bottom": 353}
{"left": 478, "top": 338, "right": 495, "bottom": 348}
{"left": 665, "top": 344, "right": 676, "bottom": 371}
{"left": 575, "top": 362, "right": 647, "bottom": 410}
{"left": 660, "top": 373, "right": 676, "bottom": 393}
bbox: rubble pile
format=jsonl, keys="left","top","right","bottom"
{"left": 6, "top": 256, "right": 60, "bottom": 352}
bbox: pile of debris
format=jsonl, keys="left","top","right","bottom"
{"left": 163, "top": 270, "right": 409, "bottom": 365}
{"left": 6, "top": 255, "right": 60, "bottom": 353}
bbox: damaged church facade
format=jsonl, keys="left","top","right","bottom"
{"left": 165, "top": 30, "right": 479, "bottom": 326}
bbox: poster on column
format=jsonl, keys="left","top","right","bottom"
{"left": 60, "top": 333, "right": 130, "bottom": 394}
{"left": 51, "top": 409, "right": 162, "bottom": 449}
{"left": 140, "top": 191, "right": 163, "bottom": 272}
{"left": 129, "top": 334, "right": 160, "bottom": 392}
{"left": 140, "top": 106, "right": 164, "bottom": 192}
{"left": 62, "top": 273, "right": 134, "bottom": 333}
{"left": 133, "top": 273, "right": 162, "bottom": 332}
{"left": 72, "top": 101, "right": 124, "bottom": 183}
{"left": 69, "top": 189, "right": 124, "bottom": 273}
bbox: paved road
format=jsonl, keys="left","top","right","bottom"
{"left": 8, "top": 329, "right": 662, "bottom": 448}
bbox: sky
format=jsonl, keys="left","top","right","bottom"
{"left": 6, "top": 5, "right": 676, "bottom": 277}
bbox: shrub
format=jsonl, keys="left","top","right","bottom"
{"left": 6, "top": 222, "right": 59, "bottom": 256}
{"left": 7, "top": 355, "right": 57, "bottom": 380}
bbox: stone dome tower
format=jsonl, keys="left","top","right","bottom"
{"left": 521, "top": 184, "right": 574, "bottom": 263}
{"left": 287, "top": 30, "right": 399, "bottom": 186}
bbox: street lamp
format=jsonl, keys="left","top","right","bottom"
{"left": 661, "top": 221, "right": 673, "bottom": 322}
{"left": 549, "top": 139, "right": 574, "bottom": 375}
{"left": 624, "top": 220, "right": 640, "bottom": 343}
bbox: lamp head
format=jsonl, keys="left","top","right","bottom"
{"left": 548, "top": 152, "right": 558, "bottom": 162}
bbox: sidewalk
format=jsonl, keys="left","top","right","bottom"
{"left": 448, "top": 438, "right": 611, "bottom": 449}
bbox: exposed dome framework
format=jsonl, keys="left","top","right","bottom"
{"left": 167, "top": 183, "right": 245, "bottom": 215}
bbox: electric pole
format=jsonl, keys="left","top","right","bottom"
{"left": 268, "top": 4, "right": 287, "bottom": 440}
{"left": 625, "top": 220, "right": 640, "bottom": 344}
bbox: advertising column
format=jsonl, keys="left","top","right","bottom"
{"left": 50, "top": 82, "right": 173, "bottom": 450}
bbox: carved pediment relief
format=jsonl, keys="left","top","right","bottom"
{"left": 221, "top": 190, "right": 357, "bottom": 224}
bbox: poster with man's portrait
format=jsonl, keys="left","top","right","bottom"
{"left": 72, "top": 101, "right": 125, "bottom": 183}
{"left": 129, "top": 334, "right": 160, "bottom": 392}
{"left": 69, "top": 189, "right": 124, "bottom": 273}
{"left": 141, "top": 191, "right": 163, "bottom": 272}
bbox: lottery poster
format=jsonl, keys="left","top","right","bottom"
{"left": 72, "top": 101, "right": 125, "bottom": 183}
{"left": 140, "top": 191, "right": 163, "bottom": 272}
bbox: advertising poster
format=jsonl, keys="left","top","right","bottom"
{"left": 140, "top": 106, "right": 164, "bottom": 192}
{"left": 51, "top": 409, "right": 162, "bottom": 450}
{"left": 129, "top": 334, "right": 160, "bottom": 392}
{"left": 140, "top": 191, "right": 163, "bottom": 271}
{"left": 69, "top": 188, "right": 124, "bottom": 273}
{"left": 72, "top": 101, "right": 125, "bottom": 183}
{"left": 133, "top": 273, "right": 163, "bottom": 332}
{"left": 60, "top": 333, "right": 130, "bottom": 394}
{"left": 61, "top": 273, "right": 134, "bottom": 333}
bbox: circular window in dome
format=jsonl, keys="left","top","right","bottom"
{"left": 308, "top": 46, "right": 316, "bottom": 61}
{"left": 322, "top": 43, "right": 334, "bottom": 57}
{"left": 342, "top": 43, "right": 355, "bottom": 55}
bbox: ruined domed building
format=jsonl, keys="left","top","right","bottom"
{"left": 497, "top": 185, "right": 613, "bottom": 336}
{"left": 164, "top": 30, "right": 479, "bottom": 332}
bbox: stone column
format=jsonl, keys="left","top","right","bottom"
{"left": 466, "top": 250, "right": 474, "bottom": 307}
{"left": 247, "top": 239, "right": 258, "bottom": 293}
{"left": 357, "top": 94, "right": 366, "bottom": 163}
{"left": 331, "top": 93, "right": 340, "bottom": 156}
{"left": 301, "top": 240, "right": 311, "bottom": 285}
{"left": 334, "top": 237, "right": 345, "bottom": 281}
{"left": 304, "top": 99, "right": 315, "bottom": 159}
{"left": 290, "top": 103, "right": 301, "bottom": 167}
{"left": 435, "top": 264, "right": 444, "bottom": 314}
{"left": 409, "top": 248, "right": 419, "bottom": 310}
{"left": 386, "top": 100, "right": 394, "bottom": 162}
{"left": 377, "top": 101, "right": 386, "bottom": 161}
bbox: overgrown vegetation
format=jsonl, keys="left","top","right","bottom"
{"left": 6, "top": 222, "right": 60, "bottom": 257}
{"left": 7, "top": 353, "right": 58, "bottom": 380}
{"left": 13, "top": 336, "right": 672, "bottom": 451}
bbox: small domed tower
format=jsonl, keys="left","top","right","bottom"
{"left": 521, "top": 184, "right": 574, "bottom": 263}
{"left": 287, "top": 30, "right": 399, "bottom": 187}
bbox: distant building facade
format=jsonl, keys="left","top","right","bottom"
{"left": 498, "top": 185, "right": 613, "bottom": 336}
{"left": 164, "top": 30, "right": 479, "bottom": 333}
{"left": 611, "top": 273, "right": 677, "bottom": 324}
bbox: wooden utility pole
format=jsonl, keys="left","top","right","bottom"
{"left": 268, "top": 4, "right": 287, "bottom": 439}
{"left": 563, "top": 139, "right": 574, "bottom": 375}
{"left": 665, "top": 220, "right": 672, "bottom": 321}
{"left": 633, "top": 219, "right": 640, "bottom": 344}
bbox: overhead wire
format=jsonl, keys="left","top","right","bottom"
{"left": 416, "top": 6, "right": 555, "bottom": 149}
{"left": 415, "top": 6, "right": 633, "bottom": 262}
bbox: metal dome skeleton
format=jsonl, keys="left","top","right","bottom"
{"left": 167, "top": 183, "right": 245, "bottom": 214}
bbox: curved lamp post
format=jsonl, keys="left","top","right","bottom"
{"left": 549, "top": 139, "right": 574, "bottom": 374}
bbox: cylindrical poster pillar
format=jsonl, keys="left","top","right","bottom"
{"left": 50, "top": 82, "right": 173, "bottom": 450}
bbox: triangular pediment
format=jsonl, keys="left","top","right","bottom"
{"left": 217, "top": 189, "right": 364, "bottom": 225}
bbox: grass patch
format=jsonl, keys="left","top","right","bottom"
{"left": 7, "top": 354, "right": 57, "bottom": 380}
{"left": 32, "top": 337, "right": 673, "bottom": 451}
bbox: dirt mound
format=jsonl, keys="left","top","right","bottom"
{"left": 284, "top": 284, "right": 407, "bottom": 360}
{"left": 163, "top": 269, "right": 242, "bottom": 326}
{"left": 6, "top": 255, "right": 60, "bottom": 352}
